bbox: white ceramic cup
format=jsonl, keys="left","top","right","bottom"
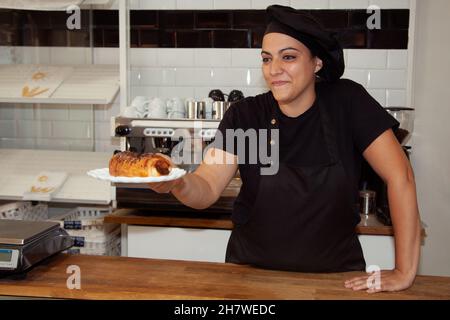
{"left": 122, "top": 106, "right": 139, "bottom": 118}
{"left": 131, "top": 96, "right": 151, "bottom": 114}
{"left": 148, "top": 97, "right": 167, "bottom": 118}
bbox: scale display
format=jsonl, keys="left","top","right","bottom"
{"left": 0, "top": 249, "right": 12, "bottom": 262}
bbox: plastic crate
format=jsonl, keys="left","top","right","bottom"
{"left": 56, "top": 206, "right": 112, "bottom": 229}
{"left": 66, "top": 237, "right": 121, "bottom": 256}
{"left": 0, "top": 201, "right": 48, "bottom": 221}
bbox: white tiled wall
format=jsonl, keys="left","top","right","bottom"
{"left": 0, "top": 0, "right": 412, "bottom": 152}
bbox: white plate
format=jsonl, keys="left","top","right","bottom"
{"left": 87, "top": 167, "right": 186, "bottom": 183}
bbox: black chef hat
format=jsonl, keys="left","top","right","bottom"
{"left": 265, "top": 5, "right": 345, "bottom": 82}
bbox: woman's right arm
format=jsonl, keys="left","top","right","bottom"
{"left": 148, "top": 147, "right": 238, "bottom": 210}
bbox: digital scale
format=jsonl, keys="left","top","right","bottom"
{"left": 0, "top": 220, "right": 73, "bottom": 277}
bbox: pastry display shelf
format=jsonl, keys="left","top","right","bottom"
{"left": 0, "top": 64, "right": 119, "bottom": 105}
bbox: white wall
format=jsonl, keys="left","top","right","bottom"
{"left": 0, "top": 0, "right": 412, "bottom": 154}
{"left": 411, "top": 0, "right": 450, "bottom": 276}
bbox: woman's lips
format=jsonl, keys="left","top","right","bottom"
{"left": 271, "top": 81, "right": 289, "bottom": 87}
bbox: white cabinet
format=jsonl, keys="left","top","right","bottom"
{"left": 125, "top": 225, "right": 396, "bottom": 269}
{"left": 127, "top": 225, "right": 231, "bottom": 263}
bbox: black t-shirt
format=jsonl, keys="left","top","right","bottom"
{"left": 214, "top": 79, "right": 400, "bottom": 224}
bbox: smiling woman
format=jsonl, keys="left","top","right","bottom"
{"left": 146, "top": 5, "right": 421, "bottom": 294}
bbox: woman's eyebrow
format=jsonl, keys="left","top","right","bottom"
{"left": 261, "top": 47, "right": 301, "bottom": 55}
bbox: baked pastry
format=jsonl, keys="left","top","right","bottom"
{"left": 109, "top": 151, "right": 171, "bottom": 177}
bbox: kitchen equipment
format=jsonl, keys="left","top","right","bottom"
{"left": 0, "top": 220, "right": 73, "bottom": 277}
{"left": 208, "top": 89, "right": 225, "bottom": 102}
{"left": 358, "top": 107, "right": 415, "bottom": 226}
{"left": 385, "top": 107, "right": 415, "bottom": 146}
{"left": 212, "top": 101, "right": 231, "bottom": 120}
{"left": 228, "top": 90, "right": 245, "bottom": 103}
{"left": 359, "top": 190, "right": 376, "bottom": 215}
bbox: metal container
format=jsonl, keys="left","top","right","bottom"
{"left": 196, "top": 101, "right": 206, "bottom": 119}
{"left": 212, "top": 101, "right": 230, "bottom": 120}
{"left": 359, "top": 190, "right": 376, "bottom": 215}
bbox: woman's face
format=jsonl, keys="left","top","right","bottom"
{"left": 261, "top": 32, "right": 323, "bottom": 106}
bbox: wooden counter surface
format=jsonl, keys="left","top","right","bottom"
{"left": 105, "top": 209, "right": 412, "bottom": 236}
{"left": 0, "top": 254, "right": 448, "bottom": 300}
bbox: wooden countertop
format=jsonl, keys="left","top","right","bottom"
{"left": 105, "top": 209, "right": 411, "bottom": 236}
{"left": 0, "top": 254, "right": 448, "bottom": 300}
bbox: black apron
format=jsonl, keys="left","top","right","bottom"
{"left": 225, "top": 96, "right": 366, "bottom": 273}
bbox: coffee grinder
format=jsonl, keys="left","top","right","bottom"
{"left": 359, "top": 107, "right": 415, "bottom": 225}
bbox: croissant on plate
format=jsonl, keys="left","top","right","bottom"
{"left": 109, "top": 151, "right": 171, "bottom": 177}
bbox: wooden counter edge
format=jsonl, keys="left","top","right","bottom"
{"left": 104, "top": 210, "right": 428, "bottom": 236}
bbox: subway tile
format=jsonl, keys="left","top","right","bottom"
{"left": 131, "top": 48, "right": 158, "bottom": 66}
{"left": 336, "top": 29, "right": 367, "bottom": 49}
{"left": 0, "top": 103, "right": 15, "bottom": 120}
{"left": 130, "top": 10, "right": 158, "bottom": 27}
{"left": 94, "top": 48, "right": 120, "bottom": 64}
{"left": 312, "top": 11, "right": 349, "bottom": 29}
{"left": 139, "top": 29, "right": 159, "bottom": 47}
{"left": 367, "top": 29, "right": 409, "bottom": 50}
{"left": 52, "top": 121, "right": 93, "bottom": 139}
{"left": 0, "top": 120, "right": 16, "bottom": 138}
{"left": 17, "top": 120, "right": 52, "bottom": 138}
{"left": 212, "top": 68, "right": 250, "bottom": 86}
{"left": 213, "top": 0, "right": 252, "bottom": 9}
{"left": 213, "top": 30, "right": 250, "bottom": 48}
{"left": 290, "top": 0, "right": 330, "bottom": 9}
{"left": 194, "top": 87, "right": 215, "bottom": 99}
{"left": 233, "top": 10, "right": 266, "bottom": 28}
{"left": 94, "top": 121, "right": 112, "bottom": 140}
{"left": 231, "top": 49, "right": 262, "bottom": 67}
{"left": 196, "top": 11, "right": 231, "bottom": 29}
{"left": 95, "top": 138, "right": 121, "bottom": 153}
{"left": 386, "top": 89, "right": 406, "bottom": 107}
{"left": 0, "top": 138, "right": 36, "bottom": 149}
{"left": 138, "top": 67, "right": 177, "bottom": 86}
{"left": 368, "top": 69, "right": 407, "bottom": 89}
{"left": 343, "top": 69, "right": 369, "bottom": 87}
{"left": 194, "top": 49, "right": 232, "bottom": 67}
{"left": 347, "top": 49, "right": 387, "bottom": 69}
{"left": 248, "top": 68, "right": 266, "bottom": 87}
{"left": 130, "top": 67, "right": 141, "bottom": 86}
{"left": 35, "top": 104, "right": 69, "bottom": 121}
{"left": 176, "top": 0, "right": 214, "bottom": 9}
{"left": 131, "top": 86, "right": 158, "bottom": 99}
{"left": 14, "top": 46, "right": 51, "bottom": 64}
{"left": 50, "top": 47, "right": 91, "bottom": 64}
{"left": 369, "top": 0, "right": 410, "bottom": 9}
{"left": 93, "top": 10, "right": 119, "bottom": 26}
{"left": 157, "top": 48, "right": 195, "bottom": 67}
{"left": 250, "top": 0, "right": 290, "bottom": 9}
{"left": 176, "top": 68, "right": 213, "bottom": 86}
{"left": 139, "top": 0, "right": 177, "bottom": 9}
{"left": 329, "top": 0, "right": 369, "bottom": 9}
{"left": 368, "top": 89, "right": 387, "bottom": 106}
{"left": 159, "top": 11, "right": 195, "bottom": 29}
{"left": 68, "top": 139, "right": 94, "bottom": 151}
{"left": 157, "top": 86, "right": 195, "bottom": 99}
{"left": 68, "top": 30, "right": 90, "bottom": 47}
{"left": 175, "top": 30, "right": 213, "bottom": 48}
{"left": 243, "top": 87, "right": 269, "bottom": 96}
{"left": 94, "top": 103, "right": 120, "bottom": 122}
{"left": 35, "top": 138, "right": 70, "bottom": 151}
{"left": 102, "top": 28, "right": 119, "bottom": 47}
{"left": 387, "top": 50, "right": 408, "bottom": 69}
{"left": 14, "top": 104, "right": 34, "bottom": 120}
{"left": 69, "top": 105, "right": 94, "bottom": 121}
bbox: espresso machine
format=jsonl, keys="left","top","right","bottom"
{"left": 358, "top": 107, "right": 415, "bottom": 225}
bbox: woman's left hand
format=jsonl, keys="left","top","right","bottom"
{"left": 344, "top": 269, "right": 415, "bottom": 293}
